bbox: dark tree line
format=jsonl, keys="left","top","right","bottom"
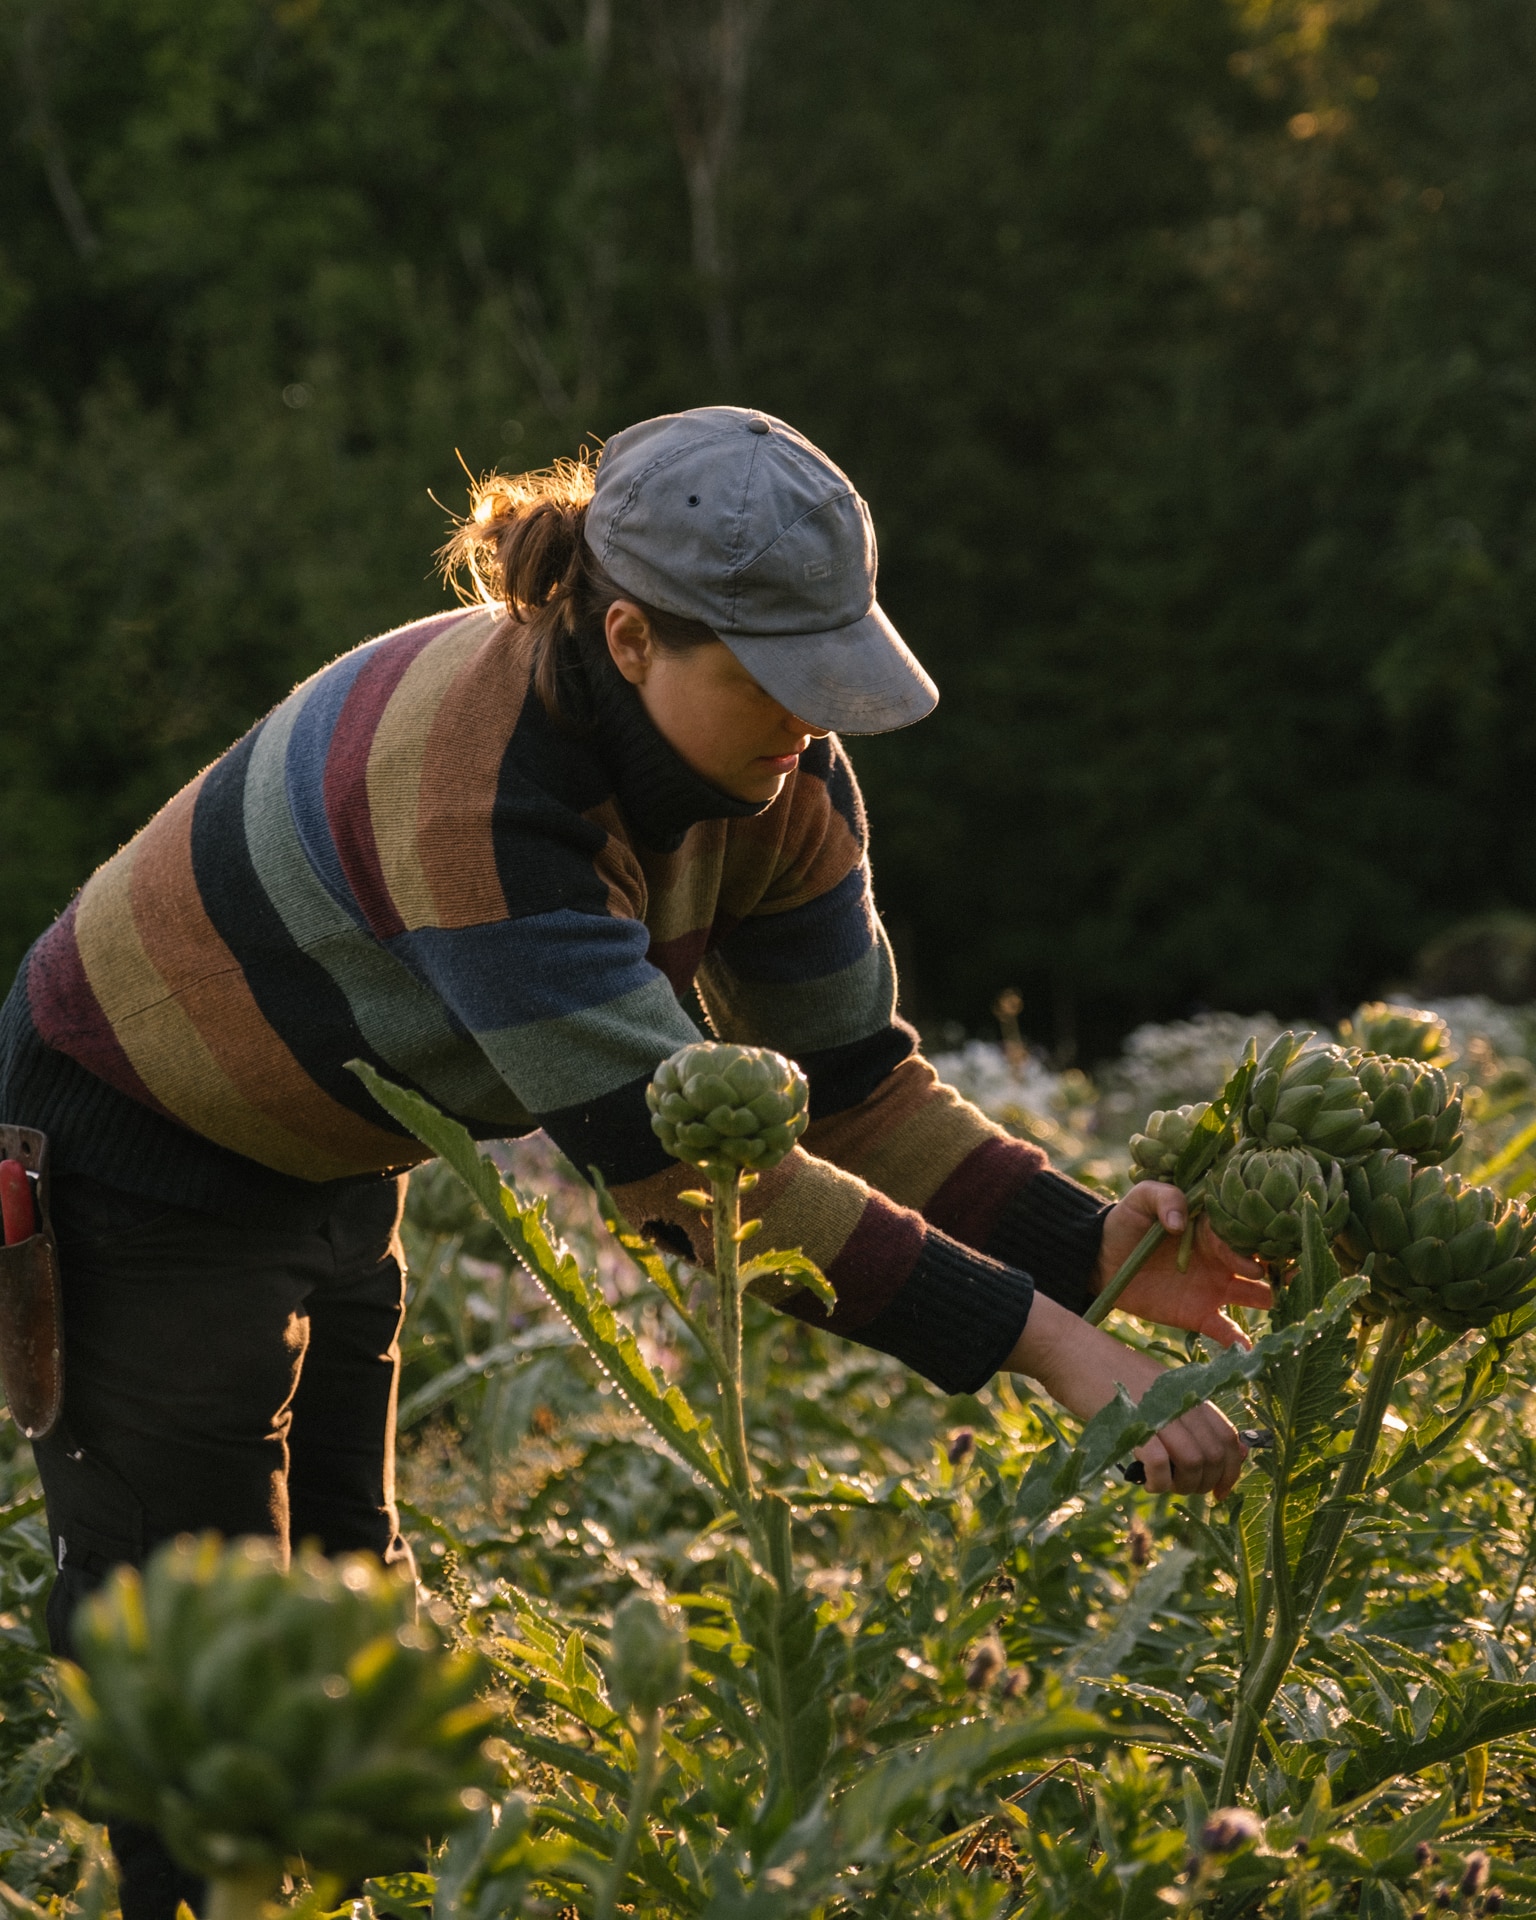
{"left": 4, "top": 0, "right": 1535, "bottom": 1058}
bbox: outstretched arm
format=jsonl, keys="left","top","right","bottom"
{"left": 1008, "top": 1292, "right": 1248, "bottom": 1497}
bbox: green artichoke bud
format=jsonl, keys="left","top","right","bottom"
{"left": 1353, "top": 1054, "right": 1464, "bottom": 1164}
{"left": 1343, "top": 1151, "right": 1536, "bottom": 1330}
{"left": 60, "top": 1536, "right": 495, "bottom": 1884}
{"left": 1337, "top": 1001, "right": 1454, "bottom": 1067}
{"left": 1205, "top": 1147, "right": 1347, "bottom": 1262}
{"left": 607, "top": 1593, "right": 688, "bottom": 1717}
{"left": 1242, "top": 1032, "right": 1382, "bottom": 1162}
{"left": 1129, "top": 1103, "right": 1211, "bottom": 1182}
{"left": 647, "top": 1042, "right": 809, "bottom": 1173}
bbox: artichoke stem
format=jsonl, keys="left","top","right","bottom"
{"left": 205, "top": 1870, "right": 282, "bottom": 1920}
{"left": 1216, "top": 1310, "right": 1415, "bottom": 1802}
{"left": 1293, "top": 1311, "right": 1415, "bottom": 1633}
{"left": 595, "top": 1709, "right": 663, "bottom": 1920}
{"left": 709, "top": 1164, "right": 758, "bottom": 1523}
{"left": 1084, "top": 1220, "right": 1168, "bottom": 1326}
{"left": 1218, "top": 1416, "right": 1300, "bottom": 1805}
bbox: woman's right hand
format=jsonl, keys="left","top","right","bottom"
{"left": 1004, "top": 1292, "right": 1248, "bottom": 1498}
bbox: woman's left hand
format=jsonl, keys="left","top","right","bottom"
{"left": 1094, "top": 1181, "right": 1272, "bottom": 1349}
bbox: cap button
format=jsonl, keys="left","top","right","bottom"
{"left": 748, "top": 416, "right": 770, "bottom": 434}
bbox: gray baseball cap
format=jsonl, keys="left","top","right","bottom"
{"left": 584, "top": 405, "right": 938, "bottom": 734}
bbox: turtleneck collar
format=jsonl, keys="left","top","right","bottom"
{"left": 576, "top": 640, "right": 769, "bottom": 850}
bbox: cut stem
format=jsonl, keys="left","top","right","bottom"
{"left": 1083, "top": 1220, "right": 1168, "bottom": 1326}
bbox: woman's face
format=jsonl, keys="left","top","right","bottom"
{"left": 605, "top": 602, "right": 829, "bottom": 803}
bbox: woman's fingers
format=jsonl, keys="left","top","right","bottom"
{"left": 1218, "top": 1275, "right": 1274, "bottom": 1309}
{"left": 1197, "top": 1218, "right": 1266, "bottom": 1280}
{"left": 1156, "top": 1418, "right": 1219, "bottom": 1494}
{"left": 1133, "top": 1407, "right": 1248, "bottom": 1497}
{"left": 1134, "top": 1435, "right": 1174, "bottom": 1493}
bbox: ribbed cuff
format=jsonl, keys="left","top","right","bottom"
{"left": 844, "top": 1230, "right": 1036, "bottom": 1396}
{"left": 984, "top": 1169, "right": 1109, "bottom": 1319}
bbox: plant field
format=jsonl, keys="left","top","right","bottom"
{"left": 9, "top": 1000, "right": 1536, "bottom": 1916}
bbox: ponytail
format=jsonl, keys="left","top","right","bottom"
{"left": 439, "top": 454, "right": 716, "bottom": 727}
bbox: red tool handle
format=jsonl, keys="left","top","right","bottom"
{"left": 0, "top": 1159, "right": 35, "bottom": 1246}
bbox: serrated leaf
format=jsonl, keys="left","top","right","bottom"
{"left": 502, "top": 1727, "right": 632, "bottom": 1799}
{"left": 589, "top": 1171, "right": 704, "bottom": 1332}
{"left": 350, "top": 1063, "right": 732, "bottom": 1496}
{"left": 1233, "top": 1489, "right": 1270, "bottom": 1663}
{"left": 739, "top": 1248, "right": 836, "bottom": 1312}
{"left": 732, "top": 1496, "right": 834, "bottom": 1810}
{"left": 1173, "top": 1053, "right": 1255, "bottom": 1188}
{"left": 834, "top": 1706, "right": 1116, "bottom": 1857}
{"left": 1070, "top": 1548, "right": 1194, "bottom": 1697}
{"left": 1276, "top": 1201, "right": 1358, "bottom": 1571}
{"left": 1283, "top": 1200, "right": 1357, "bottom": 1460}
{"left": 395, "top": 1324, "right": 578, "bottom": 1431}
{"left": 1335, "top": 1674, "right": 1536, "bottom": 1795}
{"left": 1013, "top": 1274, "right": 1368, "bottom": 1535}
{"left": 1367, "top": 1785, "right": 1454, "bottom": 1875}
{"left": 1376, "top": 1335, "right": 1507, "bottom": 1487}
{"left": 1090, "top": 1680, "right": 1221, "bottom": 1759}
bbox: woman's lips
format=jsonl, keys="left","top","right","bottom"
{"left": 756, "top": 752, "right": 801, "bottom": 775}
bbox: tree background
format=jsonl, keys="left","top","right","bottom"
{"left": 4, "top": 0, "right": 1534, "bottom": 1062}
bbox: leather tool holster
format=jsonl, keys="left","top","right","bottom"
{"left": 0, "top": 1125, "right": 63, "bottom": 1440}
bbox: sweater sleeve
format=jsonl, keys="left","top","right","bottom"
{"left": 794, "top": 1050, "right": 1110, "bottom": 1319}
{"left": 670, "top": 737, "right": 1109, "bottom": 1385}
{"left": 377, "top": 720, "right": 1080, "bottom": 1396}
{"left": 359, "top": 787, "right": 1027, "bottom": 1393}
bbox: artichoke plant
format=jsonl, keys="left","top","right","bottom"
{"left": 61, "top": 1536, "right": 495, "bottom": 1920}
{"left": 1129, "top": 1103, "right": 1211, "bottom": 1183}
{"left": 1352, "top": 1053, "right": 1464, "bottom": 1164}
{"left": 1204, "top": 1146, "right": 1347, "bottom": 1263}
{"left": 1337, "top": 1001, "right": 1454, "bottom": 1067}
{"left": 1243, "top": 1032, "right": 1382, "bottom": 1162}
{"left": 647, "top": 1042, "right": 809, "bottom": 1174}
{"left": 1343, "top": 1151, "right": 1536, "bottom": 1331}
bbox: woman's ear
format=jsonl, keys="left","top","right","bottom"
{"left": 605, "top": 600, "right": 655, "bottom": 684}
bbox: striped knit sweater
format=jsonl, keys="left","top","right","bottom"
{"left": 0, "top": 606, "right": 1108, "bottom": 1393}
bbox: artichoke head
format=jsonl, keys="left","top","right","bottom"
{"left": 1204, "top": 1146, "right": 1347, "bottom": 1263}
{"left": 647, "top": 1042, "right": 809, "bottom": 1174}
{"left": 1242, "top": 1032, "right": 1382, "bottom": 1162}
{"left": 1342, "top": 1151, "right": 1536, "bottom": 1331}
{"left": 607, "top": 1593, "right": 688, "bottom": 1717}
{"left": 60, "top": 1536, "right": 494, "bottom": 1883}
{"left": 1353, "top": 1053, "right": 1464, "bottom": 1164}
{"left": 1129, "top": 1102, "right": 1211, "bottom": 1183}
{"left": 1337, "top": 1001, "right": 1454, "bottom": 1067}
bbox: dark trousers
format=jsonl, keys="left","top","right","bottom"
{"left": 32, "top": 1172, "right": 412, "bottom": 1920}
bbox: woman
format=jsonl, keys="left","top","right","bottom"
{"left": 0, "top": 406, "right": 1265, "bottom": 1916}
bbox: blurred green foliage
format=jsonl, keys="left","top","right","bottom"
{"left": 5, "top": 0, "right": 1536, "bottom": 1052}
{"left": 10, "top": 1009, "right": 1536, "bottom": 1908}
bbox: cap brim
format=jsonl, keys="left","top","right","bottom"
{"left": 720, "top": 602, "right": 938, "bottom": 735}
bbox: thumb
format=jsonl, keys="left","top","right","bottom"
{"left": 1139, "top": 1181, "right": 1187, "bottom": 1235}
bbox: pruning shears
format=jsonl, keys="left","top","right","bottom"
{"left": 1120, "top": 1428, "right": 1273, "bottom": 1484}
{"left": 0, "top": 1127, "right": 63, "bottom": 1440}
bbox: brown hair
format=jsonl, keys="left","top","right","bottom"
{"left": 438, "top": 454, "right": 718, "bottom": 727}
